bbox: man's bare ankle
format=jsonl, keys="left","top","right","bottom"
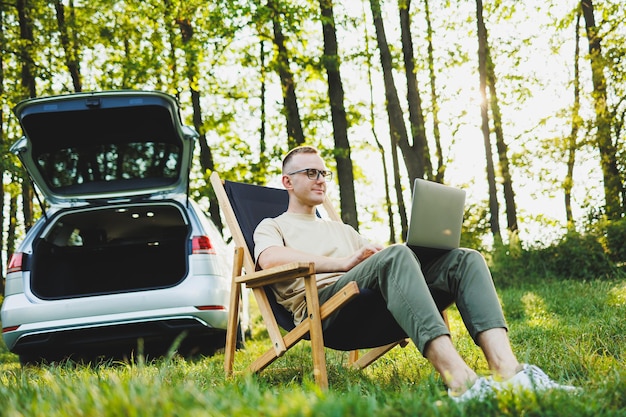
{"left": 492, "top": 363, "right": 523, "bottom": 381}
{"left": 447, "top": 374, "right": 478, "bottom": 395}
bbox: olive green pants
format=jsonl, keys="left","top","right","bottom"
{"left": 317, "top": 244, "right": 507, "bottom": 355}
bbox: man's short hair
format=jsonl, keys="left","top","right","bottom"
{"left": 282, "top": 146, "right": 319, "bottom": 173}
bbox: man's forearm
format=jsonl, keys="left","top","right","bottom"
{"left": 257, "top": 246, "right": 347, "bottom": 273}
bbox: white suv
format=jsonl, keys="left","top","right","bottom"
{"left": 1, "top": 90, "right": 246, "bottom": 363}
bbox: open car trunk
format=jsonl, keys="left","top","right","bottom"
{"left": 30, "top": 203, "right": 190, "bottom": 299}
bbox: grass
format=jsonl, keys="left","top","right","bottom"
{"left": 1, "top": 278, "right": 626, "bottom": 416}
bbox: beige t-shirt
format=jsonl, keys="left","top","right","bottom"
{"left": 253, "top": 212, "right": 370, "bottom": 324}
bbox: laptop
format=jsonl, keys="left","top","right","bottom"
{"left": 406, "top": 178, "right": 466, "bottom": 259}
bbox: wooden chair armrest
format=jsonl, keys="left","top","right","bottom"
{"left": 235, "top": 262, "right": 315, "bottom": 288}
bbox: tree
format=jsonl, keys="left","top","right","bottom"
{"left": 564, "top": 8, "right": 582, "bottom": 226}
{"left": 16, "top": 0, "right": 36, "bottom": 234}
{"left": 476, "top": 0, "right": 501, "bottom": 242}
{"left": 318, "top": 0, "right": 358, "bottom": 229}
{"left": 399, "top": 0, "right": 432, "bottom": 181}
{"left": 0, "top": 2, "right": 5, "bottom": 294}
{"left": 260, "top": 39, "right": 268, "bottom": 156}
{"left": 267, "top": 0, "right": 305, "bottom": 149}
{"left": 169, "top": 0, "right": 245, "bottom": 231}
{"left": 486, "top": 50, "right": 518, "bottom": 234}
{"left": 422, "top": 0, "right": 445, "bottom": 183}
{"left": 369, "top": 0, "right": 424, "bottom": 187}
{"left": 369, "top": 0, "right": 413, "bottom": 239}
{"left": 581, "top": 0, "right": 623, "bottom": 220}
{"left": 358, "top": 1, "right": 397, "bottom": 243}
{"left": 52, "top": 0, "right": 82, "bottom": 92}
{"left": 175, "top": 11, "right": 224, "bottom": 230}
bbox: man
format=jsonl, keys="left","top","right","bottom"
{"left": 254, "top": 145, "right": 577, "bottom": 402}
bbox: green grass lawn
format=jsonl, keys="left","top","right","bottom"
{"left": 1, "top": 279, "right": 625, "bottom": 416}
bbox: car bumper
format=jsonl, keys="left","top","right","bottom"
{"left": 1, "top": 275, "right": 230, "bottom": 353}
{"left": 6, "top": 315, "right": 226, "bottom": 357}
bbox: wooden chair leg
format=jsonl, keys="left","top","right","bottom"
{"left": 224, "top": 247, "right": 244, "bottom": 376}
{"left": 351, "top": 339, "right": 410, "bottom": 370}
{"left": 303, "top": 272, "right": 328, "bottom": 390}
{"left": 348, "top": 350, "right": 359, "bottom": 365}
{"left": 248, "top": 281, "right": 360, "bottom": 376}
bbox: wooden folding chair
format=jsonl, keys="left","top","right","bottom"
{"left": 210, "top": 171, "right": 415, "bottom": 389}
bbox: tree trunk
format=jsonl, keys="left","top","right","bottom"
{"left": 391, "top": 132, "right": 409, "bottom": 241}
{"left": 17, "top": 0, "right": 36, "bottom": 232}
{"left": 486, "top": 52, "right": 518, "bottom": 233}
{"left": 176, "top": 15, "right": 222, "bottom": 230}
{"left": 53, "top": 0, "right": 82, "bottom": 92}
{"left": 369, "top": 0, "right": 422, "bottom": 185}
{"left": 8, "top": 195, "right": 18, "bottom": 269}
{"left": 476, "top": 0, "right": 501, "bottom": 242}
{"left": 581, "top": 0, "right": 623, "bottom": 220}
{"left": 361, "top": 3, "right": 397, "bottom": 243}
{"left": 423, "top": 0, "right": 445, "bottom": 183}
{"left": 369, "top": 0, "right": 412, "bottom": 240}
{"left": 0, "top": 4, "right": 5, "bottom": 293}
{"left": 0, "top": 184, "right": 3, "bottom": 295}
{"left": 376, "top": 135, "right": 396, "bottom": 244}
{"left": 163, "top": 0, "right": 180, "bottom": 95}
{"left": 318, "top": 0, "right": 359, "bottom": 230}
{"left": 260, "top": 40, "right": 267, "bottom": 155}
{"left": 268, "top": 0, "right": 305, "bottom": 149}
{"left": 399, "top": 0, "right": 432, "bottom": 181}
{"left": 565, "top": 9, "right": 582, "bottom": 226}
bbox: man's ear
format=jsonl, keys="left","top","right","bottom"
{"left": 282, "top": 174, "right": 293, "bottom": 190}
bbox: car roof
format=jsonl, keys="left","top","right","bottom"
{"left": 11, "top": 90, "right": 198, "bottom": 207}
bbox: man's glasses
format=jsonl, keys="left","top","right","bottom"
{"left": 287, "top": 168, "right": 333, "bottom": 182}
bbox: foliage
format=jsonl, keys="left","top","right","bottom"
{"left": 593, "top": 217, "right": 626, "bottom": 265}
{"left": 1, "top": 278, "right": 626, "bottom": 416}
{"left": 460, "top": 200, "right": 492, "bottom": 251}
{"left": 1, "top": 0, "right": 626, "bottom": 249}
{"left": 489, "top": 229, "right": 618, "bottom": 287}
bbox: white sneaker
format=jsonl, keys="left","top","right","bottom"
{"left": 495, "top": 364, "right": 580, "bottom": 393}
{"left": 448, "top": 376, "right": 495, "bottom": 403}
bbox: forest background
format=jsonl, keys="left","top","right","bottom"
{"left": 1, "top": 0, "right": 625, "bottom": 294}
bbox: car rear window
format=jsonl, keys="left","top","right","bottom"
{"left": 23, "top": 105, "right": 183, "bottom": 195}
{"left": 36, "top": 141, "right": 180, "bottom": 193}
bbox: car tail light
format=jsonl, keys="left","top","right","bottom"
{"left": 192, "top": 235, "right": 216, "bottom": 254}
{"left": 2, "top": 325, "right": 20, "bottom": 333}
{"left": 195, "top": 305, "right": 226, "bottom": 311}
{"left": 7, "top": 252, "right": 24, "bottom": 273}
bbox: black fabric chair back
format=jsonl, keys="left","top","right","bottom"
{"left": 223, "top": 180, "right": 290, "bottom": 255}
{"left": 223, "top": 180, "right": 407, "bottom": 350}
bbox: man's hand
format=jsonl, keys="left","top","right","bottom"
{"left": 344, "top": 244, "right": 383, "bottom": 271}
